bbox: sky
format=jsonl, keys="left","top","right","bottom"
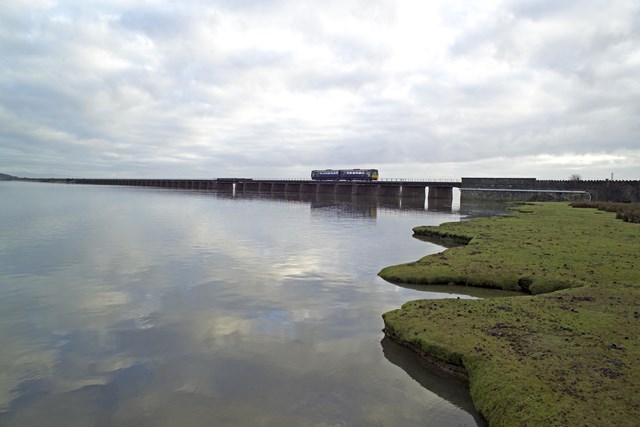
{"left": 1, "top": 0, "right": 639, "bottom": 180}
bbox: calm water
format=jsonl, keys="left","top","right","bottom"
{"left": 0, "top": 181, "right": 492, "bottom": 427}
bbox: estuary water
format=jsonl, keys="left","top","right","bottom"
{"left": 0, "top": 181, "right": 488, "bottom": 427}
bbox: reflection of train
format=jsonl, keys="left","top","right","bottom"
{"left": 311, "top": 200, "right": 377, "bottom": 219}
{"left": 311, "top": 169, "right": 379, "bottom": 181}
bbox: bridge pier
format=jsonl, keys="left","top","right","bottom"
{"left": 243, "top": 182, "right": 261, "bottom": 192}
{"left": 354, "top": 184, "right": 378, "bottom": 196}
{"left": 301, "top": 183, "right": 318, "bottom": 193}
{"left": 260, "top": 183, "right": 273, "bottom": 192}
{"left": 428, "top": 186, "right": 453, "bottom": 201}
{"left": 217, "top": 182, "right": 233, "bottom": 192}
{"left": 378, "top": 185, "right": 401, "bottom": 197}
{"left": 272, "top": 183, "right": 287, "bottom": 193}
{"left": 317, "top": 183, "right": 336, "bottom": 194}
{"left": 402, "top": 185, "right": 427, "bottom": 198}
{"left": 335, "top": 184, "right": 353, "bottom": 195}
{"left": 286, "top": 183, "right": 301, "bottom": 193}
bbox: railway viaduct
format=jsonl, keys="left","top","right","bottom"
{"left": 17, "top": 177, "right": 640, "bottom": 203}
{"left": 55, "top": 178, "right": 460, "bottom": 202}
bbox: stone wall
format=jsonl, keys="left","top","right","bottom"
{"left": 461, "top": 177, "right": 537, "bottom": 189}
{"left": 461, "top": 178, "right": 640, "bottom": 202}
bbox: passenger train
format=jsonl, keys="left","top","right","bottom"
{"left": 311, "top": 169, "right": 379, "bottom": 181}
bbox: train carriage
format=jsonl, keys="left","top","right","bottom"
{"left": 311, "top": 169, "right": 379, "bottom": 181}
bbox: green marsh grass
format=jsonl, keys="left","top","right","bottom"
{"left": 571, "top": 201, "right": 640, "bottom": 223}
{"left": 380, "top": 203, "right": 640, "bottom": 426}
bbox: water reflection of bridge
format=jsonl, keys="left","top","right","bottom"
{"left": 124, "top": 186, "right": 462, "bottom": 217}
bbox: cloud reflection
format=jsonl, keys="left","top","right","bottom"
{"left": 0, "top": 183, "right": 482, "bottom": 425}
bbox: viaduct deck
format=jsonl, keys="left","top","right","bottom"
{"left": 30, "top": 178, "right": 460, "bottom": 199}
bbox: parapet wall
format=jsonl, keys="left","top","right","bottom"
{"left": 461, "top": 178, "right": 537, "bottom": 189}
{"left": 461, "top": 178, "right": 640, "bottom": 202}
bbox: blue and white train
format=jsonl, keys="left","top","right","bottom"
{"left": 311, "top": 169, "right": 379, "bottom": 181}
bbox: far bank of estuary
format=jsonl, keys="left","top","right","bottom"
{"left": 379, "top": 202, "right": 640, "bottom": 427}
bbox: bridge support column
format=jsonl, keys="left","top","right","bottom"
{"left": 402, "top": 185, "right": 427, "bottom": 199}
{"left": 272, "top": 183, "right": 286, "bottom": 192}
{"left": 353, "top": 184, "right": 378, "bottom": 196}
{"left": 428, "top": 186, "right": 453, "bottom": 202}
{"left": 244, "top": 182, "right": 261, "bottom": 192}
{"left": 379, "top": 185, "right": 401, "bottom": 197}
{"left": 301, "top": 183, "right": 318, "bottom": 193}
{"left": 217, "top": 183, "right": 233, "bottom": 192}
{"left": 317, "top": 183, "right": 336, "bottom": 194}
{"left": 286, "top": 183, "right": 301, "bottom": 193}
{"left": 335, "top": 184, "right": 352, "bottom": 195}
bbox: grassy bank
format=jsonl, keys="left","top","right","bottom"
{"left": 379, "top": 203, "right": 640, "bottom": 426}
{"left": 570, "top": 201, "right": 640, "bottom": 223}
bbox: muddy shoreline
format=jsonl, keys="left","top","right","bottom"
{"left": 383, "top": 329, "right": 470, "bottom": 382}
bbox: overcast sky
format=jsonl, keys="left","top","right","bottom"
{"left": 1, "top": 0, "right": 639, "bottom": 179}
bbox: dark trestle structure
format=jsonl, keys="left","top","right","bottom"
{"left": 18, "top": 178, "right": 640, "bottom": 202}
{"left": 20, "top": 177, "right": 637, "bottom": 202}
{"left": 22, "top": 178, "right": 459, "bottom": 202}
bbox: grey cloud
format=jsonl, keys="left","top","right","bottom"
{"left": 212, "top": 0, "right": 285, "bottom": 12}
{"left": 288, "top": 67, "right": 380, "bottom": 92}
{"left": 1, "top": 0, "right": 639, "bottom": 179}
{"left": 506, "top": 0, "right": 586, "bottom": 20}
{"left": 119, "top": 7, "right": 194, "bottom": 39}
